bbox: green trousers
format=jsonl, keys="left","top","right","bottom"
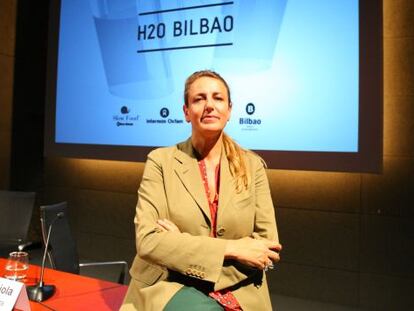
{"left": 164, "top": 286, "right": 224, "bottom": 311}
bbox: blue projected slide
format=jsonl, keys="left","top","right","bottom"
{"left": 55, "top": 0, "right": 359, "bottom": 152}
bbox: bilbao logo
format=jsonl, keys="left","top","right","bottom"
{"left": 246, "top": 103, "right": 255, "bottom": 115}
{"left": 240, "top": 103, "right": 262, "bottom": 128}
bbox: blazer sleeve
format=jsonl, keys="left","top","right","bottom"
{"left": 213, "top": 154, "right": 279, "bottom": 291}
{"left": 135, "top": 149, "right": 227, "bottom": 284}
{"left": 251, "top": 154, "right": 279, "bottom": 242}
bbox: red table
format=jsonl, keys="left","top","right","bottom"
{"left": 0, "top": 258, "right": 128, "bottom": 310}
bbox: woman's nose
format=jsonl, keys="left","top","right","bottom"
{"left": 205, "top": 97, "right": 214, "bottom": 110}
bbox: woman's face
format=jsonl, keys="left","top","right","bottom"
{"left": 184, "top": 76, "right": 231, "bottom": 137}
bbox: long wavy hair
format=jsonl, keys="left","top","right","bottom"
{"left": 184, "top": 70, "right": 250, "bottom": 192}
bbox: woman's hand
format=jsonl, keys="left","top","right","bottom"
{"left": 224, "top": 237, "right": 282, "bottom": 270}
{"left": 156, "top": 219, "right": 282, "bottom": 270}
{"left": 156, "top": 218, "right": 181, "bottom": 233}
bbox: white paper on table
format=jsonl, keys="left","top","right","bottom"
{"left": 0, "top": 277, "right": 30, "bottom": 311}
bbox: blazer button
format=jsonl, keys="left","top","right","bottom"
{"left": 217, "top": 227, "right": 226, "bottom": 236}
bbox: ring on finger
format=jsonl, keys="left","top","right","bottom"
{"left": 264, "top": 263, "right": 274, "bottom": 272}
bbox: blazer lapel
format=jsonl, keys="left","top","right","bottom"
{"left": 173, "top": 139, "right": 211, "bottom": 223}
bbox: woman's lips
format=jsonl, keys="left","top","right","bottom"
{"left": 201, "top": 115, "right": 220, "bottom": 121}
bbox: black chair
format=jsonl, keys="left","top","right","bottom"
{"left": 0, "top": 190, "right": 36, "bottom": 256}
{"left": 40, "top": 202, "right": 128, "bottom": 284}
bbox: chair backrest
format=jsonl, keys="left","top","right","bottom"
{"left": 0, "top": 190, "right": 35, "bottom": 247}
{"left": 40, "top": 202, "right": 80, "bottom": 274}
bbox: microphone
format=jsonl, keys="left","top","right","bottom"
{"left": 27, "top": 211, "right": 64, "bottom": 302}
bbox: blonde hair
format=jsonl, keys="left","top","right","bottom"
{"left": 222, "top": 133, "right": 250, "bottom": 192}
{"left": 184, "top": 70, "right": 249, "bottom": 192}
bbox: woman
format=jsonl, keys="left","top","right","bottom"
{"left": 121, "top": 70, "right": 281, "bottom": 310}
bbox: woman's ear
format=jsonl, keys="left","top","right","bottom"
{"left": 183, "top": 104, "right": 190, "bottom": 122}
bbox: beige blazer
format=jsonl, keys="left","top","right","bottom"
{"left": 121, "top": 138, "right": 279, "bottom": 311}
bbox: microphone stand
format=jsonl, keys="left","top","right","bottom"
{"left": 27, "top": 212, "right": 64, "bottom": 302}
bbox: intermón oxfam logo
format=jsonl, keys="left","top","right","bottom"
{"left": 160, "top": 107, "right": 169, "bottom": 118}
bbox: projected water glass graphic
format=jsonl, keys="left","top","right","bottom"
{"left": 4, "top": 251, "right": 29, "bottom": 281}
{"left": 90, "top": 0, "right": 173, "bottom": 99}
{"left": 213, "top": 0, "right": 287, "bottom": 73}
